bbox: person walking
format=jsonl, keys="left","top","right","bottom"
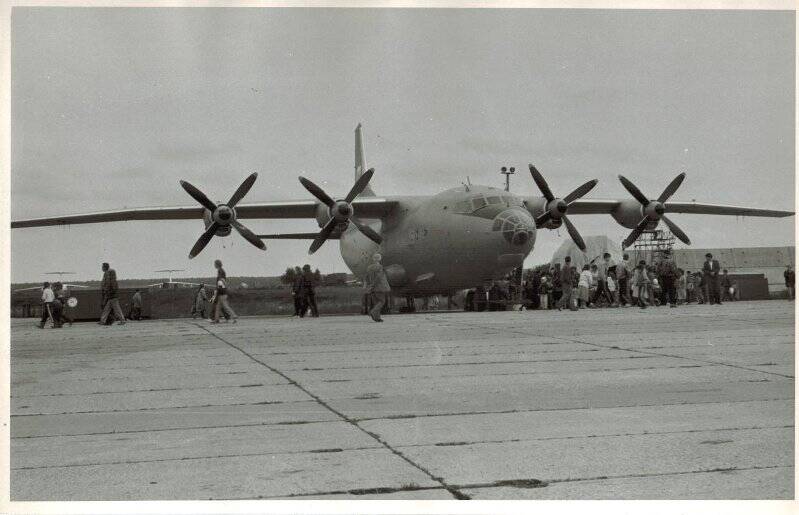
{"left": 38, "top": 282, "right": 55, "bottom": 328}
{"left": 631, "top": 260, "right": 651, "bottom": 309}
{"left": 616, "top": 254, "right": 631, "bottom": 306}
{"left": 192, "top": 284, "right": 208, "bottom": 319}
{"left": 365, "top": 253, "right": 391, "bottom": 322}
{"left": 607, "top": 268, "right": 619, "bottom": 307}
{"left": 558, "top": 257, "right": 574, "bottom": 311}
{"left": 785, "top": 265, "right": 795, "bottom": 300}
{"left": 591, "top": 253, "right": 615, "bottom": 307}
{"left": 301, "top": 264, "right": 319, "bottom": 317}
{"left": 720, "top": 270, "right": 733, "bottom": 302}
{"left": 702, "top": 253, "right": 722, "bottom": 305}
{"left": 211, "top": 259, "right": 237, "bottom": 323}
{"left": 53, "top": 282, "right": 74, "bottom": 327}
{"left": 551, "top": 264, "right": 562, "bottom": 309}
{"left": 291, "top": 266, "right": 306, "bottom": 316}
{"left": 657, "top": 250, "right": 679, "bottom": 308}
{"left": 99, "top": 263, "right": 126, "bottom": 325}
{"left": 129, "top": 289, "right": 143, "bottom": 320}
{"left": 676, "top": 269, "right": 687, "bottom": 305}
{"left": 578, "top": 265, "right": 592, "bottom": 309}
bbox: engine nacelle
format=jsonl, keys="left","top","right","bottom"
{"left": 610, "top": 200, "right": 659, "bottom": 229}
{"left": 314, "top": 203, "right": 331, "bottom": 228}
{"left": 521, "top": 196, "right": 561, "bottom": 230}
{"left": 203, "top": 209, "right": 232, "bottom": 236}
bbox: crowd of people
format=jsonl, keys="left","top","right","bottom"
{"left": 518, "top": 251, "right": 745, "bottom": 311}
{"left": 33, "top": 252, "right": 795, "bottom": 327}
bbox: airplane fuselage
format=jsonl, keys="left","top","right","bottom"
{"left": 338, "top": 185, "right": 537, "bottom": 295}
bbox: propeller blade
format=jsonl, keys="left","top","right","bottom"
{"left": 299, "top": 177, "right": 335, "bottom": 207}
{"left": 661, "top": 215, "right": 691, "bottom": 245}
{"left": 351, "top": 218, "right": 383, "bottom": 244}
{"left": 657, "top": 172, "right": 686, "bottom": 203}
{"left": 561, "top": 215, "right": 586, "bottom": 252}
{"left": 309, "top": 219, "right": 338, "bottom": 254}
{"left": 180, "top": 180, "right": 218, "bottom": 212}
{"left": 622, "top": 216, "right": 651, "bottom": 249}
{"left": 618, "top": 175, "right": 650, "bottom": 206}
{"left": 535, "top": 212, "right": 553, "bottom": 227}
{"left": 529, "top": 164, "right": 555, "bottom": 202}
{"left": 228, "top": 172, "right": 258, "bottom": 208}
{"left": 345, "top": 168, "right": 375, "bottom": 203}
{"left": 188, "top": 222, "right": 219, "bottom": 259}
{"left": 231, "top": 220, "right": 267, "bottom": 250}
{"left": 563, "top": 179, "right": 599, "bottom": 205}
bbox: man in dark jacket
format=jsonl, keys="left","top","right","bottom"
{"left": 551, "top": 264, "right": 562, "bottom": 309}
{"left": 99, "top": 263, "right": 126, "bottom": 325}
{"left": 292, "top": 266, "right": 306, "bottom": 317}
{"left": 656, "top": 250, "right": 679, "bottom": 308}
{"left": 702, "top": 253, "right": 722, "bottom": 305}
{"left": 558, "top": 257, "right": 574, "bottom": 311}
{"left": 301, "top": 264, "right": 319, "bottom": 317}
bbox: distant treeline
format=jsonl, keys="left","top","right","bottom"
{"left": 12, "top": 272, "right": 356, "bottom": 291}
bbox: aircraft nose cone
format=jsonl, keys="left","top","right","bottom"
{"left": 495, "top": 208, "right": 536, "bottom": 247}
{"left": 556, "top": 200, "right": 568, "bottom": 214}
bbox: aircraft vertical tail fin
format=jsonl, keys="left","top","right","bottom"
{"left": 354, "top": 123, "right": 375, "bottom": 197}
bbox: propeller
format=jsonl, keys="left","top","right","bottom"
{"left": 618, "top": 172, "right": 691, "bottom": 249}
{"left": 528, "top": 164, "right": 598, "bottom": 252}
{"left": 180, "top": 172, "right": 266, "bottom": 259}
{"left": 299, "top": 168, "right": 383, "bottom": 254}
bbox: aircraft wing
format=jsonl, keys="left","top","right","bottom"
{"left": 11, "top": 198, "right": 398, "bottom": 229}
{"left": 566, "top": 199, "right": 794, "bottom": 217}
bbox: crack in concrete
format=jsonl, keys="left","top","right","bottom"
{"left": 11, "top": 381, "right": 286, "bottom": 398}
{"left": 190, "top": 322, "right": 471, "bottom": 500}
{"left": 16, "top": 397, "right": 790, "bottom": 440}
{"left": 444, "top": 319, "right": 795, "bottom": 379}
{"left": 543, "top": 464, "right": 794, "bottom": 486}
{"left": 396, "top": 424, "right": 793, "bottom": 449}
{"left": 11, "top": 399, "right": 288, "bottom": 417}
{"left": 11, "top": 444, "right": 384, "bottom": 471}
{"left": 352, "top": 397, "right": 793, "bottom": 422}
{"left": 246, "top": 464, "right": 795, "bottom": 499}
{"left": 279, "top": 354, "right": 656, "bottom": 372}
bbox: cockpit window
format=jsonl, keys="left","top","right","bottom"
{"left": 486, "top": 196, "right": 502, "bottom": 205}
{"left": 454, "top": 200, "right": 471, "bottom": 213}
{"left": 471, "top": 196, "right": 487, "bottom": 210}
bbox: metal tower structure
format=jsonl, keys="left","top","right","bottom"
{"left": 631, "top": 229, "right": 676, "bottom": 265}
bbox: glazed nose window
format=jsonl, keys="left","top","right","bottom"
{"left": 493, "top": 210, "right": 534, "bottom": 245}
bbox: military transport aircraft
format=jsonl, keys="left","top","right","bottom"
{"left": 11, "top": 124, "right": 794, "bottom": 297}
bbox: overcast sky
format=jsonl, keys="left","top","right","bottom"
{"left": 10, "top": 8, "right": 795, "bottom": 283}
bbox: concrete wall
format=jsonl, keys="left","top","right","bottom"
{"left": 671, "top": 247, "right": 794, "bottom": 293}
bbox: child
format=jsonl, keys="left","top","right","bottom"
{"left": 589, "top": 264, "right": 600, "bottom": 306}
{"left": 607, "top": 269, "right": 619, "bottom": 307}
{"left": 578, "top": 265, "right": 593, "bottom": 308}
{"left": 631, "top": 261, "right": 650, "bottom": 309}
{"left": 677, "top": 269, "right": 687, "bottom": 305}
